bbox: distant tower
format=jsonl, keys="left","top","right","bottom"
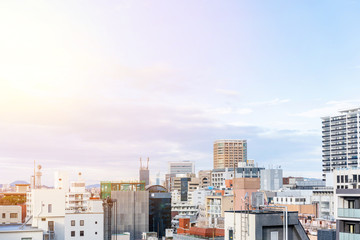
{"left": 139, "top": 157, "right": 150, "bottom": 186}
{"left": 35, "top": 165, "right": 42, "bottom": 189}
{"left": 156, "top": 172, "right": 160, "bottom": 185}
{"left": 54, "top": 171, "right": 69, "bottom": 191}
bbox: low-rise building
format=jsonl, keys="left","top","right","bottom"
{"left": 224, "top": 210, "right": 309, "bottom": 240}
{"left": 205, "top": 195, "right": 233, "bottom": 225}
{"left": 312, "top": 188, "right": 334, "bottom": 220}
{"left": 64, "top": 212, "right": 103, "bottom": 240}
{"left": 0, "top": 205, "right": 22, "bottom": 224}
{"left": 0, "top": 225, "right": 44, "bottom": 240}
{"left": 260, "top": 168, "right": 283, "bottom": 191}
{"left": 211, "top": 161, "right": 263, "bottom": 189}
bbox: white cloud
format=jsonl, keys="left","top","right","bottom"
{"left": 249, "top": 98, "right": 290, "bottom": 106}
{"left": 215, "top": 88, "right": 239, "bottom": 96}
{"left": 292, "top": 99, "right": 360, "bottom": 118}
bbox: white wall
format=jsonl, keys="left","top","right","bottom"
{"left": 0, "top": 205, "right": 22, "bottom": 224}
{"left": 65, "top": 213, "right": 103, "bottom": 240}
{"left": 30, "top": 189, "right": 66, "bottom": 240}
{"left": 0, "top": 231, "right": 43, "bottom": 240}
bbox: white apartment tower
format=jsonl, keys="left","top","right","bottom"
{"left": 322, "top": 108, "right": 360, "bottom": 177}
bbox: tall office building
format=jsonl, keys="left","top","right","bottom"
{"left": 322, "top": 108, "right": 360, "bottom": 177}
{"left": 165, "top": 161, "right": 195, "bottom": 191}
{"left": 139, "top": 158, "right": 150, "bottom": 186}
{"left": 213, "top": 139, "right": 247, "bottom": 169}
{"left": 147, "top": 185, "right": 171, "bottom": 238}
{"left": 168, "top": 161, "right": 195, "bottom": 175}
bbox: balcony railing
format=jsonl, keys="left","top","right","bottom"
{"left": 338, "top": 208, "right": 360, "bottom": 218}
{"left": 339, "top": 232, "right": 360, "bottom": 240}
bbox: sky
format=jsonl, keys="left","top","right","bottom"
{"left": 1, "top": 0, "right": 360, "bottom": 185}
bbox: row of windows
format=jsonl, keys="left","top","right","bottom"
{"left": 1, "top": 213, "right": 18, "bottom": 218}
{"left": 337, "top": 175, "right": 360, "bottom": 183}
{"left": 70, "top": 220, "right": 98, "bottom": 226}
{"left": 71, "top": 230, "right": 97, "bottom": 237}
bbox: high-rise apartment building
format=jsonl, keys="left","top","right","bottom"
{"left": 213, "top": 139, "right": 247, "bottom": 169}
{"left": 322, "top": 108, "right": 360, "bottom": 177}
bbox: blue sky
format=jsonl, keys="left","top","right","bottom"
{"left": 1, "top": 0, "right": 360, "bottom": 184}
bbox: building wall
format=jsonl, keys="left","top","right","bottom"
{"left": 111, "top": 191, "right": 149, "bottom": 240}
{"left": 213, "top": 140, "right": 247, "bottom": 169}
{"left": 198, "top": 170, "right": 212, "bottom": 189}
{"left": 149, "top": 192, "right": 171, "bottom": 238}
{"left": 65, "top": 213, "right": 103, "bottom": 240}
{"left": 0, "top": 230, "right": 43, "bottom": 240}
{"left": 260, "top": 169, "right": 283, "bottom": 191}
{"left": 168, "top": 162, "right": 195, "bottom": 175}
{"left": 27, "top": 189, "right": 66, "bottom": 240}
{"left": 225, "top": 211, "right": 307, "bottom": 240}
{"left": 140, "top": 169, "right": 150, "bottom": 186}
{"left": 0, "top": 205, "right": 22, "bottom": 224}
{"left": 233, "top": 178, "right": 260, "bottom": 210}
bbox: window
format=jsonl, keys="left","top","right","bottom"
{"left": 345, "top": 175, "right": 349, "bottom": 183}
{"left": 71, "top": 231, "right": 75, "bottom": 237}
{"left": 95, "top": 232, "right": 97, "bottom": 235}
{"left": 95, "top": 221, "right": 98, "bottom": 224}
{"left": 48, "top": 204, "right": 52, "bottom": 213}
{"left": 349, "top": 224, "right": 355, "bottom": 234}
{"left": 353, "top": 175, "right": 357, "bottom": 182}
{"left": 71, "top": 220, "right": 75, "bottom": 226}
{"left": 21, "top": 238, "right": 32, "bottom": 240}
{"left": 80, "top": 220, "right": 84, "bottom": 226}
{"left": 10, "top": 213, "right": 18, "bottom": 218}
{"left": 337, "top": 176, "right": 340, "bottom": 183}
{"left": 348, "top": 200, "right": 355, "bottom": 209}
{"left": 341, "top": 176, "right": 344, "bottom": 183}
{"left": 80, "top": 231, "right": 84, "bottom": 236}
{"left": 271, "top": 231, "right": 279, "bottom": 240}
{"left": 48, "top": 221, "right": 54, "bottom": 232}
{"left": 2, "top": 213, "right": 5, "bottom": 218}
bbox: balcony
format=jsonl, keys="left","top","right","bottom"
{"left": 338, "top": 208, "right": 360, "bottom": 218}
{"left": 339, "top": 232, "right": 360, "bottom": 240}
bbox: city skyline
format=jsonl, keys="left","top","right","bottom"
{"left": 1, "top": 0, "right": 360, "bottom": 184}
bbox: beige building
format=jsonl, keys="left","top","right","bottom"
{"left": 0, "top": 205, "right": 22, "bottom": 224}
{"left": 213, "top": 140, "right": 247, "bottom": 169}
{"left": 171, "top": 174, "right": 199, "bottom": 202}
{"left": 198, "top": 170, "right": 212, "bottom": 189}
{"left": 205, "top": 195, "right": 233, "bottom": 219}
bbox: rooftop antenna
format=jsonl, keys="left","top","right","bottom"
{"left": 33, "top": 160, "right": 36, "bottom": 189}
{"left": 140, "top": 157, "right": 142, "bottom": 169}
{"left": 147, "top": 157, "right": 149, "bottom": 170}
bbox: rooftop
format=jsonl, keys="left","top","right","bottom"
{"left": 0, "top": 224, "right": 43, "bottom": 233}
{"left": 225, "top": 210, "right": 299, "bottom": 215}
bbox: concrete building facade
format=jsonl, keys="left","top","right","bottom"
{"left": 205, "top": 195, "right": 233, "bottom": 221}
{"left": 168, "top": 161, "right": 195, "bottom": 175}
{"left": 260, "top": 168, "right": 283, "bottom": 191}
{"left": 110, "top": 191, "right": 149, "bottom": 240}
{"left": 64, "top": 212, "right": 103, "bottom": 240}
{"left": 26, "top": 188, "right": 66, "bottom": 240}
{"left": 335, "top": 188, "right": 360, "bottom": 239}
{"left": 224, "top": 210, "right": 309, "bottom": 240}
{"left": 0, "top": 205, "right": 22, "bottom": 224}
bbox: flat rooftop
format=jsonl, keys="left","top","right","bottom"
{"left": 0, "top": 224, "right": 43, "bottom": 232}
{"left": 225, "top": 210, "right": 299, "bottom": 215}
